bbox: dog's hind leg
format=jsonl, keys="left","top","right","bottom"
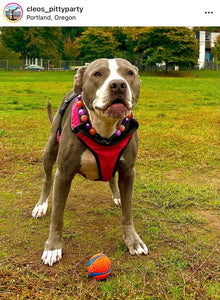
{"left": 109, "top": 175, "right": 121, "bottom": 207}
{"left": 32, "top": 134, "right": 59, "bottom": 219}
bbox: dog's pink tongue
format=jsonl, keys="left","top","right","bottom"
{"left": 105, "top": 103, "right": 128, "bottom": 118}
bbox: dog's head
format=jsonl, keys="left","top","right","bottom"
{"left": 74, "top": 58, "right": 140, "bottom": 119}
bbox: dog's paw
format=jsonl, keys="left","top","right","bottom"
{"left": 124, "top": 226, "right": 148, "bottom": 255}
{"left": 41, "top": 249, "right": 62, "bottom": 266}
{"left": 128, "top": 239, "right": 148, "bottom": 255}
{"left": 32, "top": 200, "right": 48, "bottom": 219}
{"left": 113, "top": 198, "right": 121, "bottom": 207}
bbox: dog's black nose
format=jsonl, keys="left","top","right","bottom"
{"left": 109, "top": 80, "right": 127, "bottom": 93}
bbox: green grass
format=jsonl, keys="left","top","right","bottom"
{"left": 0, "top": 70, "right": 219, "bottom": 299}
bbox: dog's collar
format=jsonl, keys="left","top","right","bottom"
{"left": 73, "top": 93, "right": 139, "bottom": 146}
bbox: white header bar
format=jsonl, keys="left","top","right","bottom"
{"left": 1, "top": 0, "right": 219, "bottom": 26}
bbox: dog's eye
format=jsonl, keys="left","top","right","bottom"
{"left": 128, "top": 70, "right": 134, "bottom": 76}
{"left": 94, "top": 71, "right": 102, "bottom": 77}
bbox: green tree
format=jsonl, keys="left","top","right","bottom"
{"left": 137, "top": 27, "right": 199, "bottom": 71}
{"left": 62, "top": 27, "right": 87, "bottom": 60}
{"left": 1, "top": 27, "right": 31, "bottom": 69}
{"left": 110, "top": 27, "right": 150, "bottom": 64}
{"left": 1, "top": 27, "right": 63, "bottom": 69}
{"left": 111, "top": 27, "right": 138, "bottom": 63}
{"left": 76, "top": 27, "right": 119, "bottom": 62}
{"left": 63, "top": 36, "right": 80, "bottom": 60}
{"left": 0, "top": 35, "right": 20, "bottom": 60}
{"left": 123, "top": 27, "right": 150, "bottom": 64}
{"left": 61, "top": 27, "right": 88, "bottom": 41}
{"left": 25, "top": 27, "right": 63, "bottom": 59}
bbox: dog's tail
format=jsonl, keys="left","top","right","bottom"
{"left": 47, "top": 100, "right": 53, "bottom": 123}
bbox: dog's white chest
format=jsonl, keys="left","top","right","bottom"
{"left": 79, "top": 149, "right": 99, "bottom": 180}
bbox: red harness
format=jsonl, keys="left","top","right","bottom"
{"left": 57, "top": 95, "right": 138, "bottom": 182}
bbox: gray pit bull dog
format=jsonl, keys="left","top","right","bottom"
{"left": 32, "top": 58, "right": 148, "bottom": 266}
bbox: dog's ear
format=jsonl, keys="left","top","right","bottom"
{"left": 74, "top": 66, "right": 87, "bottom": 93}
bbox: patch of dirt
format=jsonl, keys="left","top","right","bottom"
{"left": 165, "top": 169, "right": 220, "bottom": 189}
{"left": 194, "top": 209, "right": 220, "bottom": 235}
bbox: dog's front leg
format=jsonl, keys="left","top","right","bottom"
{"left": 119, "top": 168, "right": 148, "bottom": 255}
{"left": 42, "top": 168, "right": 74, "bottom": 266}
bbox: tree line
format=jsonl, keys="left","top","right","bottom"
{"left": 0, "top": 27, "right": 220, "bottom": 70}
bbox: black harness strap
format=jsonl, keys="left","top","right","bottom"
{"left": 57, "top": 94, "right": 78, "bottom": 138}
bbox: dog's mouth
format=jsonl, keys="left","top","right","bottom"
{"left": 94, "top": 92, "right": 132, "bottom": 119}
{"left": 111, "top": 98, "right": 125, "bottom": 105}
{"left": 109, "top": 98, "right": 126, "bottom": 110}
{"left": 101, "top": 97, "right": 131, "bottom": 119}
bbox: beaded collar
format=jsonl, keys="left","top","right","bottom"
{"left": 73, "top": 93, "right": 139, "bottom": 146}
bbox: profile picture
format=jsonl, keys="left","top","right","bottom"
{"left": 3, "top": 3, "right": 23, "bottom": 22}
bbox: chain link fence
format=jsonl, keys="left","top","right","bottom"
{"left": 0, "top": 60, "right": 22, "bottom": 71}
{"left": 0, "top": 59, "right": 219, "bottom": 71}
{"left": 204, "top": 61, "right": 219, "bottom": 70}
{"left": 0, "top": 59, "right": 86, "bottom": 71}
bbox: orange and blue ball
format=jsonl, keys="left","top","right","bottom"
{"left": 87, "top": 253, "right": 112, "bottom": 280}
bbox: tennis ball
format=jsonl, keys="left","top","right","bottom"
{"left": 87, "top": 253, "right": 112, "bottom": 280}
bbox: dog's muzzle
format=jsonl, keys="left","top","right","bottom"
{"left": 98, "top": 79, "right": 132, "bottom": 119}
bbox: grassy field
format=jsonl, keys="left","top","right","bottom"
{"left": 0, "top": 70, "right": 219, "bottom": 299}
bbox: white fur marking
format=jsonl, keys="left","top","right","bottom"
{"left": 113, "top": 198, "right": 121, "bottom": 207}
{"left": 136, "top": 244, "right": 148, "bottom": 255}
{"left": 32, "top": 199, "right": 48, "bottom": 219}
{"left": 42, "top": 249, "right": 62, "bottom": 266}
{"left": 93, "top": 59, "right": 132, "bottom": 110}
{"left": 129, "top": 242, "right": 148, "bottom": 255}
